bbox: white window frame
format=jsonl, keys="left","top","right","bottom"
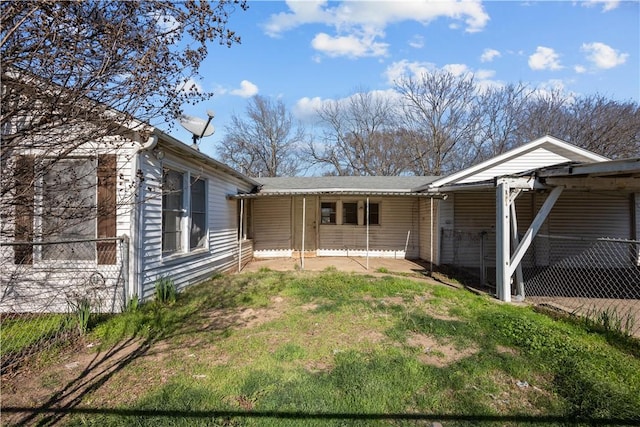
{"left": 162, "top": 163, "right": 209, "bottom": 258}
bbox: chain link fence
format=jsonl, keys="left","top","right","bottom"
{"left": 523, "top": 235, "right": 640, "bottom": 337}
{"left": 442, "top": 230, "right": 640, "bottom": 338}
{"left": 0, "top": 236, "right": 129, "bottom": 374}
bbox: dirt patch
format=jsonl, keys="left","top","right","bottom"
{"left": 1, "top": 337, "right": 149, "bottom": 426}
{"left": 485, "top": 370, "right": 555, "bottom": 415}
{"left": 406, "top": 333, "right": 479, "bottom": 367}
{"left": 198, "top": 295, "right": 289, "bottom": 332}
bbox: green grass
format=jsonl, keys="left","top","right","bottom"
{"left": 25, "top": 270, "right": 640, "bottom": 426}
{"left": 1, "top": 313, "right": 72, "bottom": 355}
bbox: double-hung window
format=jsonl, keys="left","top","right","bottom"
{"left": 162, "top": 167, "right": 207, "bottom": 256}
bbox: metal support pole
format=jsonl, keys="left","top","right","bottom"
{"left": 302, "top": 196, "right": 306, "bottom": 270}
{"left": 430, "top": 197, "right": 434, "bottom": 274}
{"left": 496, "top": 179, "right": 511, "bottom": 302}
{"left": 366, "top": 196, "right": 370, "bottom": 270}
{"left": 238, "top": 199, "right": 244, "bottom": 273}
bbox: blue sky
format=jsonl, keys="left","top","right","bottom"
{"left": 163, "top": 0, "right": 639, "bottom": 159}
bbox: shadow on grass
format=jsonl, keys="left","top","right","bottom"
{"left": 2, "top": 406, "right": 637, "bottom": 425}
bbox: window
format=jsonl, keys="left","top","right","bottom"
{"left": 366, "top": 202, "right": 380, "bottom": 225}
{"left": 162, "top": 169, "right": 184, "bottom": 254}
{"left": 343, "top": 202, "right": 358, "bottom": 225}
{"left": 12, "top": 154, "right": 117, "bottom": 265}
{"left": 42, "top": 158, "right": 96, "bottom": 260}
{"left": 190, "top": 177, "right": 206, "bottom": 250}
{"left": 162, "top": 167, "right": 208, "bottom": 256}
{"left": 321, "top": 202, "right": 336, "bottom": 224}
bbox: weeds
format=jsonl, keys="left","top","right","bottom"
{"left": 154, "top": 276, "right": 177, "bottom": 304}
{"left": 582, "top": 305, "right": 637, "bottom": 337}
{"left": 68, "top": 297, "right": 92, "bottom": 335}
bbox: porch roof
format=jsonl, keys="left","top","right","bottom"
{"left": 227, "top": 175, "right": 442, "bottom": 199}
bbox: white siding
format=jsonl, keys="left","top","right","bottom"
{"left": 1, "top": 141, "right": 138, "bottom": 313}
{"left": 137, "top": 147, "right": 254, "bottom": 301}
{"left": 419, "top": 198, "right": 439, "bottom": 265}
{"left": 253, "top": 197, "right": 292, "bottom": 257}
{"left": 317, "top": 197, "right": 421, "bottom": 259}
{"left": 458, "top": 147, "right": 571, "bottom": 184}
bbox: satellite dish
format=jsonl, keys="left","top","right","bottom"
{"left": 178, "top": 110, "right": 215, "bottom": 149}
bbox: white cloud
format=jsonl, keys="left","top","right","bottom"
{"left": 293, "top": 96, "right": 327, "bottom": 123}
{"left": 443, "top": 63, "right": 470, "bottom": 76}
{"left": 476, "top": 69, "right": 496, "bottom": 80}
{"left": 579, "top": 0, "right": 621, "bottom": 12}
{"left": 480, "top": 48, "right": 501, "bottom": 63}
{"left": 230, "top": 80, "right": 259, "bottom": 98}
{"left": 574, "top": 64, "right": 587, "bottom": 73}
{"left": 176, "top": 77, "right": 203, "bottom": 94}
{"left": 311, "top": 31, "right": 389, "bottom": 58}
{"left": 408, "top": 35, "right": 425, "bottom": 49}
{"left": 581, "top": 42, "right": 628, "bottom": 69}
{"left": 383, "top": 60, "right": 502, "bottom": 94}
{"left": 528, "top": 46, "right": 563, "bottom": 71}
{"left": 384, "top": 59, "right": 436, "bottom": 84}
{"left": 264, "top": 1, "right": 489, "bottom": 59}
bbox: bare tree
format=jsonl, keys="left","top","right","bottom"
{"left": 515, "top": 91, "right": 640, "bottom": 159}
{"left": 2, "top": 1, "right": 247, "bottom": 157}
{"left": 309, "top": 90, "right": 409, "bottom": 176}
{"left": 395, "top": 70, "right": 481, "bottom": 175}
{"left": 218, "top": 95, "right": 307, "bottom": 177}
{"left": 475, "top": 82, "right": 532, "bottom": 160}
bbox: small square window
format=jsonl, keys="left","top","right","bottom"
{"left": 321, "top": 202, "right": 336, "bottom": 224}
{"left": 343, "top": 202, "right": 358, "bottom": 225}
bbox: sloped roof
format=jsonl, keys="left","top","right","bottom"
{"left": 257, "top": 176, "right": 437, "bottom": 192}
{"left": 421, "top": 135, "right": 610, "bottom": 190}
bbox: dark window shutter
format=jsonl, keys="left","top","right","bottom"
{"left": 14, "top": 156, "right": 34, "bottom": 264}
{"left": 97, "top": 154, "right": 117, "bottom": 265}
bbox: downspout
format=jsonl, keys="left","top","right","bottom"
{"left": 132, "top": 133, "right": 158, "bottom": 301}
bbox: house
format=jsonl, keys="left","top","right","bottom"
{"left": 3, "top": 130, "right": 637, "bottom": 315}
{"left": 228, "top": 176, "right": 440, "bottom": 266}
{"left": 1, "top": 128, "right": 258, "bottom": 313}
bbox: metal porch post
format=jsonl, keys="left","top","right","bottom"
{"left": 366, "top": 196, "right": 370, "bottom": 270}
{"left": 302, "top": 196, "right": 306, "bottom": 270}
{"left": 238, "top": 199, "right": 244, "bottom": 273}
{"left": 496, "top": 179, "right": 511, "bottom": 302}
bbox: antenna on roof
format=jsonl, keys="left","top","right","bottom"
{"left": 178, "top": 110, "right": 215, "bottom": 150}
